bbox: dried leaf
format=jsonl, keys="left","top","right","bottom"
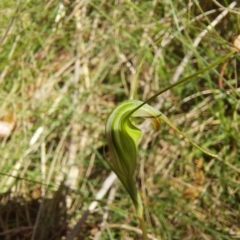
{"left": 183, "top": 187, "right": 200, "bottom": 200}
{"left": 233, "top": 35, "right": 240, "bottom": 51}
{"left": 0, "top": 112, "right": 15, "bottom": 137}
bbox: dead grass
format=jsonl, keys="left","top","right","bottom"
{"left": 0, "top": 0, "right": 240, "bottom": 239}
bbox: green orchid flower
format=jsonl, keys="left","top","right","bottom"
{"left": 106, "top": 100, "right": 161, "bottom": 211}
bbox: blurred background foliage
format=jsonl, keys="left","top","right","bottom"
{"left": 0, "top": 0, "right": 240, "bottom": 239}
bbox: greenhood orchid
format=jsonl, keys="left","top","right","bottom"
{"left": 105, "top": 99, "right": 222, "bottom": 210}
{"left": 105, "top": 100, "right": 162, "bottom": 211}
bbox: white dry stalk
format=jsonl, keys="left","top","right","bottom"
{"left": 212, "top": 0, "right": 240, "bottom": 15}
{"left": 29, "top": 126, "right": 45, "bottom": 146}
{"left": 53, "top": 2, "right": 66, "bottom": 32}
{"left": 88, "top": 172, "right": 117, "bottom": 212}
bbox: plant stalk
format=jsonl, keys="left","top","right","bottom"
{"left": 135, "top": 192, "right": 149, "bottom": 240}
{"left": 138, "top": 216, "right": 149, "bottom": 240}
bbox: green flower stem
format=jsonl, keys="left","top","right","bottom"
{"left": 138, "top": 216, "right": 148, "bottom": 240}
{"left": 135, "top": 192, "right": 149, "bottom": 240}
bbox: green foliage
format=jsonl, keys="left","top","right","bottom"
{"left": 0, "top": 0, "right": 240, "bottom": 239}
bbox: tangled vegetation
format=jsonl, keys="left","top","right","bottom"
{"left": 0, "top": 0, "right": 239, "bottom": 239}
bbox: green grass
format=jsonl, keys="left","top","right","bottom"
{"left": 0, "top": 0, "right": 240, "bottom": 239}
